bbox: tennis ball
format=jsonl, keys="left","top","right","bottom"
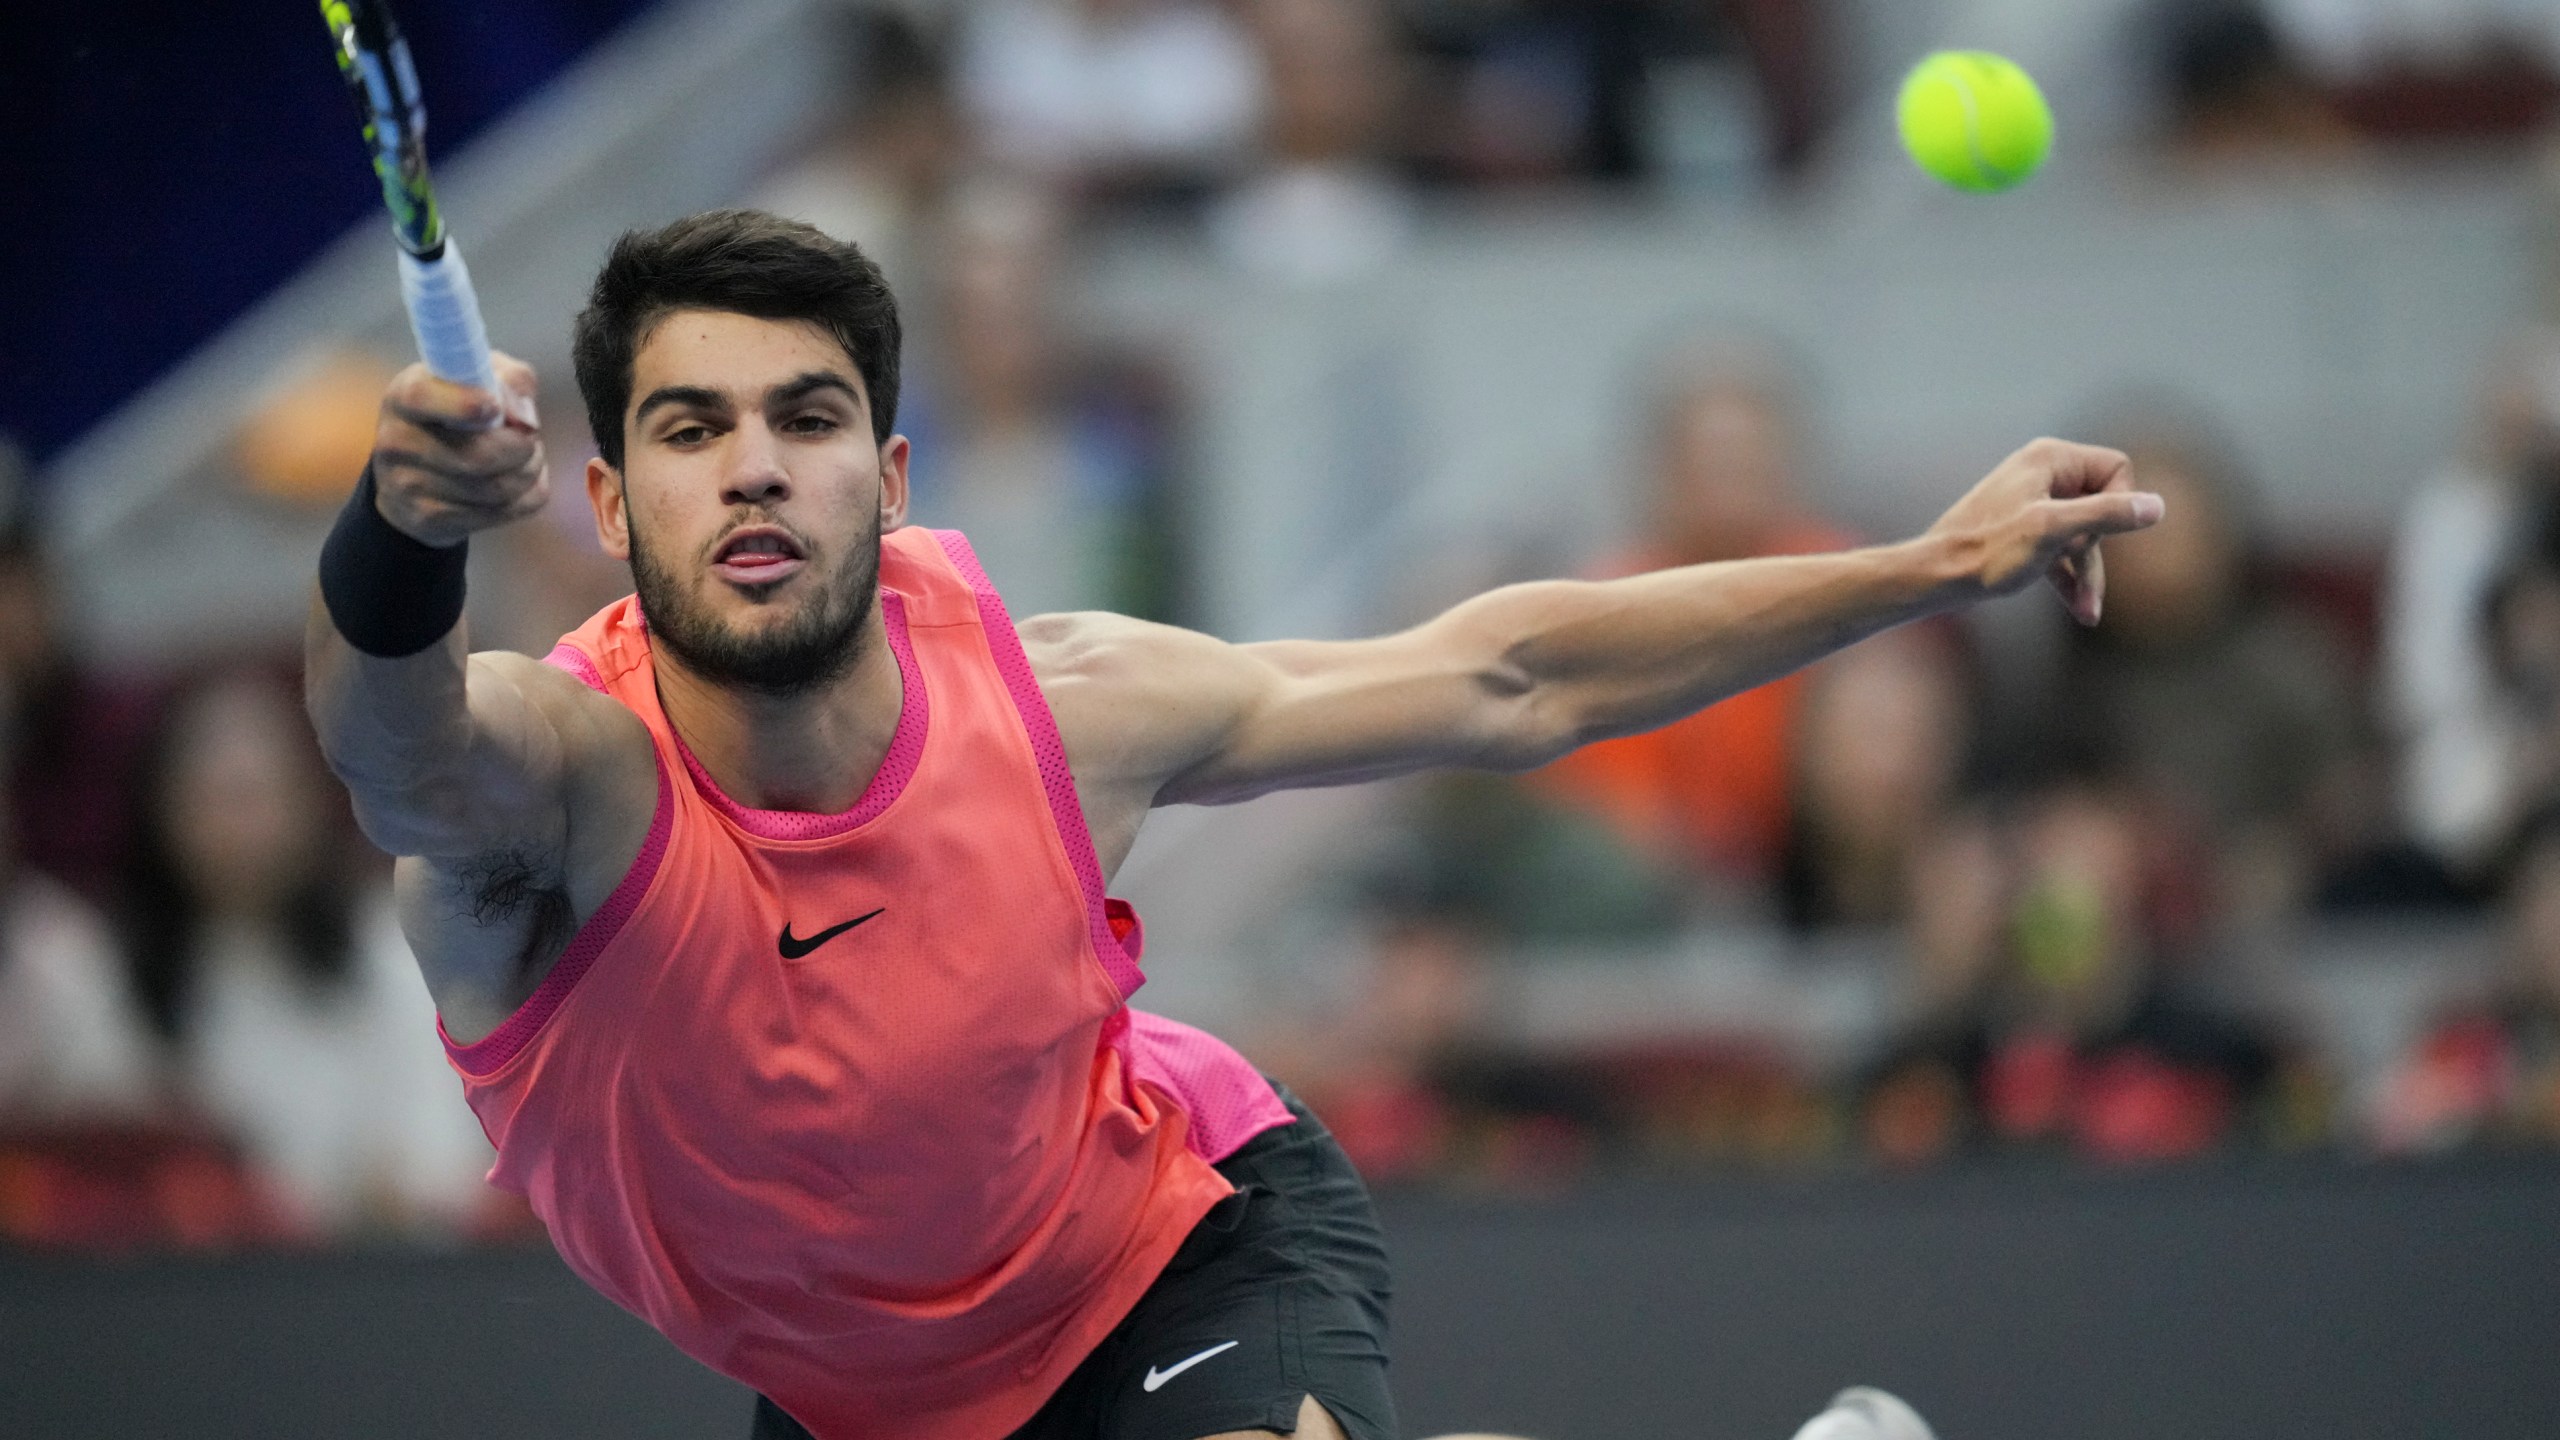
{"left": 1896, "top": 51, "right": 2052, "bottom": 194}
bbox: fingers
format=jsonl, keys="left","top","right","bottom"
{"left": 374, "top": 441, "right": 548, "bottom": 503}
{"left": 372, "top": 354, "right": 547, "bottom": 546}
{"left": 2048, "top": 535, "right": 2106, "bottom": 626}
{"left": 2045, "top": 488, "right": 2165, "bottom": 539}
{"left": 393, "top": 481, "right": 553, "bottom": 533}
{"left": 2037, "top": 490, "right": 2156, "bottom": 627}
{"left": 384, "top": 352, "right": 540, "bottom": 434}
{"left": 2019, "top": 437, "right": 2134, "bottom": 499}
{"left": 377, "top": 354, "right": 542, "bottom": 480}
{"left": 492, "top": 352, "right": 540, "bottom": 429}
{"left": 374, "top": 457, "right": 552, "bottom": 544}
{"left": 376, "top": 411, "right": 538, "bottom": 472}
{"left": 385, "top": 362, "right": 502, "bottom": 435}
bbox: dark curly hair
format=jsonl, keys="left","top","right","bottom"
{"left": 571, "top": 209, "right": 903, "bottom": 468}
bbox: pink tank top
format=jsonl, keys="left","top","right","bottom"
{"left": 442, "top": 527, "right": 1291, "bottom": 1440}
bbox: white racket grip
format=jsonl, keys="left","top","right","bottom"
{"left": 397, "top": 240, "right": 499, "bottom": 398}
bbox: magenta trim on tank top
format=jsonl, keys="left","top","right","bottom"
{"left": 547, "top": 642, "right": 607, "bottom": 693}
{"left": 928, "top": 531, "right": 1144, "bottom": 1000}
{"left": 926, "top": 529, "right": 1293, "bottom": 1161}
{"left": 1123, "top": 1011, "right": 1293, "bottom": 1161}
{"left": 445, "top": 598, "right": 921, "bottom": 1067}
{"left": 441, "top": 747, "right": 674, "bottom": 1077}
{"left": 664, "top": 592, "right": 929, "bottom": 841}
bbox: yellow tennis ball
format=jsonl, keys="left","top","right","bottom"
{"left": 1897, "top": 50, "right": 2053, "bottom": 194}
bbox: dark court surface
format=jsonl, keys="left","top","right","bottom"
{"left": 5, "top": 1157, "right": 2558, "bottom": 1440}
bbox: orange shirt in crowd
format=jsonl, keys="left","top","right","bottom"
{"left": 1534, "top": 519, "right": 1853, "bottom": 882}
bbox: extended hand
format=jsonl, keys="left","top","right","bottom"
{"left": 371, "top": 352, "right": 547, "bottom": 548}
{"left": 1927, "top": 437, "right": 2165, "bottom": 626}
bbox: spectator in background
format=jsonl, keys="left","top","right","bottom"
{"left": 1271, "top": 882, "right": 1644, "bottom": 1189}
{"left": 2464, "top": 510, "right": 2560, "bottom": 851}
{"left": 0, "top": 713, "right": 280, "bottom": 1250}
{"left": 117, "top": 673, "right": 491, "bottom": 1241}
{"left": 1861, "top": 775, "right": 2304, "bottom": 1167}
{"left": 2374, "top": 808, "right": 2560, "bottom": 1153}
{"left": 1399, "top": 0, "right": 1829, "bottom": 189}
{"left": 1211, "top": 0, "right": 1415, "bottom": 287}
{"left": 2386, "top": 331, "right": 2560, "bottom": 882}
{"left": 904, "top": 183, "right": 1180, "bottom": 619}
{"left": 1779, "top": 623, "right": 1977, "bottom": 932}
{"left": 2150, "top": 0, "right": 2358, "bottom": 159}
{"left": 754, "top": 10, "right": 963, "bottom": 296}
{"left": 1270, "top": 908, "right": 1487, "bottom": 1185}
{"left": 0, "top": 700, "right": 157, "bottom": 1126}
{"left": 1534, "top": 337, "right": 1852, "bottom": 901}
{"left": 2276, "top": 0, "right": 2560, "bottom": 142}
{"left": 0, "top": 444, "right": 164, "bottom": 906}
{"left": 955, "top": 0, "right": 1264, "bottom": 202}
{"left": 2030, "top": 400, "right": 2361, "bottom": 933}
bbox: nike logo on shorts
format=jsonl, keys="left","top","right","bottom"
{"left": 1141, "top": 1340, "right": 1240, "bottom": 1392}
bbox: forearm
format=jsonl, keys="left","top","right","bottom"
{"left": 1483, "top": 534, "right": 1970, "bottom": 752}
{"left": 1115, "top": 439, "right": 2156, "bottom": 801}
{"left": 303, "top": 351, "right": 568, "bottom": 857}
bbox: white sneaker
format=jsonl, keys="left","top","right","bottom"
{"left": 1787, "top": 1387, "right": 1938, "bottom": 1440}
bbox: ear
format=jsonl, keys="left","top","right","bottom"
{"left": 587, "top": 455, "right": 630, "bottom": 560}
{"left": 877, "top": 434, "right": 912, "bottom": 533}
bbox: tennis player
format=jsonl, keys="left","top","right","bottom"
{"left": 306, "top": 210, "right": 2159, "bottom": 1440}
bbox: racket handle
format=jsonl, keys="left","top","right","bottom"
{"left": 397, "top": 239, "right": 499, "bottom": 398}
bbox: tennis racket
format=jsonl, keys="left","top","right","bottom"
{"left": 319, "top": 0, "right": 499, "bottom": 397}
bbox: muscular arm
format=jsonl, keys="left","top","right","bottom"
{"left": 1041, "top": 439, "right": 2163, "bottom": 838}
{"left": 305, "top": 357, "right": 653, "bottom": 1039}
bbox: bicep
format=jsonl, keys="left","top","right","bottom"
{"left": 1035, "top": 603, "right": 1549, "bottom": 814}
{"left": 312, "top": 640, "right": 599, "bottom": 860}
{"left": 1155, "top": 618, "right": 1543, "bottom": 806}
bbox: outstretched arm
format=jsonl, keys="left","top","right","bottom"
{"left": 1039, "top": 439, "right": 2161, "bottom": 825}
{"left": 304, "top": 357, "right": 652, "bottom": 1036}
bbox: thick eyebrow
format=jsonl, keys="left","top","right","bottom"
{"left": 767, "top": 370, "right": 862, "bottom": 411}
{"left": 630, "top": 371, "right": 862, "bottom": 430}
{"left": 632, "top": 384, "right": 729, "bottom": 427}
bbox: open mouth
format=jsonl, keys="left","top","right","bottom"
{"left": 711, "top": 526, "right": 808, "bottom": 586}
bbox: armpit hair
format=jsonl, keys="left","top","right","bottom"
{"left": 450, "top": 846, "right": 576, "bottom": 956}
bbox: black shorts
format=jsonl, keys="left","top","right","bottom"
{"left": 749, "top": 1083, "right": 1398, "bottom": 1440}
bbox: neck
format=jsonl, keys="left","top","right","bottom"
{"left": 652, "top": 603, "right": 904, "bottom": 814}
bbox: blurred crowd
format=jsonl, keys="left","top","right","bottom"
{"left": 11, "top": 0, "right": 2560, "bottom": 1254}
{"left": 0, "top": 450, "right": 508, "bottom": 1250}
{"left": 1268, "top": 317, "right": 2560, "bottom": 1188}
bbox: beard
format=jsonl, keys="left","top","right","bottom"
{"left": 627, "top": 504, "right": 880, "bottom": 699}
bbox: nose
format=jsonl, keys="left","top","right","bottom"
{"left": 720, "top": 417, "right": 791, "bottom": 508}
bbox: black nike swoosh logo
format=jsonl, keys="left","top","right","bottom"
{"left": 777, "top": 909, "right": 885, "bottom": 959}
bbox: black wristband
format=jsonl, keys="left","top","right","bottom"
{"left": 318, "top": 466, "right": 468, "bottom": 658}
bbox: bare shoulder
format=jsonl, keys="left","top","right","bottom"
{"left": 469, "top": 647, "right": 625, "bottom": 733}
{"left": 1018, "top": 610, "right": 1263, "bottom": 800}
{"left": 1018, "top": 610, "right": 1248, "bottom": 695}
{"left": 463, "top": 647, "right": 656, "bottom": 854}
{"left": 463, "top": 650, "right": 651, "bottom": 783}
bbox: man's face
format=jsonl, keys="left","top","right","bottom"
{"left": 1654, "top": 382, "right": 1797, "bottom": 562}
{"left": 2096, "top": 459, "right": 2233, "bottom": 649}
{"left": 587, "top": 309, "right": 909, "bottom": 696}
